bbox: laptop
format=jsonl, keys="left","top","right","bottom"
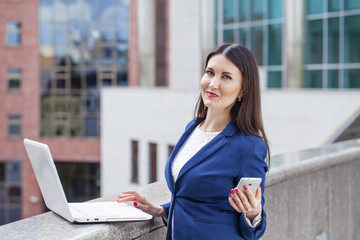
{"left": 24, "top": 138, "right": 152, "bottom": 223}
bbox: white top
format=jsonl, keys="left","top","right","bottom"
{"left": 171, "top": 124, "right": 220, "bottom": 181}
{"left": 170, "top": 124, "right": 262, "bottom": 228}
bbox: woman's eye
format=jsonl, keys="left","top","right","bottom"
{"left": 223, "top": 75, "right": 232, "bottom": 80}
{"left": 205, "top": 70, "right": 213, "bottom": 75}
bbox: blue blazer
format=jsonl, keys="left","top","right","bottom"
{"left": 161, "top": 118, "right": 268, "bottom": 240}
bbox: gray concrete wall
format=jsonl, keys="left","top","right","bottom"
{"left": 1, "top": 139, "right": 359, "bottom": 239}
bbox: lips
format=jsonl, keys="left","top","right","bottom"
{"left": 206, "top": 91, "right": 219, "bottom": 98}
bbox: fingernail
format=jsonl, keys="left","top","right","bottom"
{"left": 133, "top": 201, "right": 138, "bottom": 206}
{"left": 244, "top": 186, "right": 248, "bottom": 190}
{"left": 235, "top": 188, "right": 239, "bottom": 192}
{"left": 229, "top": 193, "right": 232, "bottom": 198}
{"left": 231, "top": 189, "right": 235, "bottom": 194}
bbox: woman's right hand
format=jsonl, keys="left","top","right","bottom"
{"left": 117, "top": 190, "right": 166, "bottom": 217}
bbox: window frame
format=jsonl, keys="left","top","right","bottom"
{"left": 7, "top": 68, "right": 22, "bottom": 92}
{"left": 7, "top": 115, "right": 22, "bottom": 139}
{"left": 6, "top": 22, "right": 22, "bottom": 47}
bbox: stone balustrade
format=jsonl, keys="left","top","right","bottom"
{"left": 1, "top": 139, "right": 359, "bottom": 239}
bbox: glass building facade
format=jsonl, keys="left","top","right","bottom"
{"left": 305, "top": 0, "right": 360, "bottom": 88}
{"left": 218, "top": 0, "right": 284, "bottom": 88}
{"left": 39, "top": 0, "right": 129, "bottom": 138}
{"left": 217, "top": 0, "right": 360, "bottom": 89}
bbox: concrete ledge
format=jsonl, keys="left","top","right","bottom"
{"left": 0, "top": 182, "right": 171, "bottom": 240}
{"left": 1, "top": 139, "right": 359, "bottom": 239}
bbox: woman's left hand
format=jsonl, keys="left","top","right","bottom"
{"left": 228, "top": 186, "right": 262, "bottom": 222}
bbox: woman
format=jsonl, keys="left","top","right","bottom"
{"left": 118, "top": 43, "right": 270, "bottom": 239}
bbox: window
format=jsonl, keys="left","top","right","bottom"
{"left": 304, "top": 70, "right": 323, "bottom": 88}
{"left": 39, "top": 0, "right": 129, "bottom": 138}
{"left": 304, "top": 0, "right": 360, "bottom": 89}
{"left": 8, "top": 115, "right": 22, "bottom": 138}
{"left": 0, "top": 162, "right": 22, "bottom": 226}
{"left": 344, "top": 15, "right": 360, "bottom": 63}
{"left": 268, "top": 24, "right": 282, "bottom": 65}
{"left": 149, "top": 143, "right": 157, "bottom": 183}
{"left": 7, "top": 69, "right": 22, "bottom": 92}
{"left": 268, "top": 71, "right": 282, "bottom": 88}
{"left": 168, "top": 145, "right": 175, "bottom": 157}
{"left": 306, "top": 20, "right": 323, "bottom": 64}
{"left": 6, "top": 22, "right": 21, "bottom": 46}
{"left": 131, "top": 141, "right": 139, "bottom": 184}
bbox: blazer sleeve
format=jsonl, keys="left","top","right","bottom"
{"left": 160, "top": 201, "right": 171, "bottom": 226}
{"left": 238, "top": 140, "right": 268, "bottom": 240}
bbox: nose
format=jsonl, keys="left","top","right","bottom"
{"left": 209, "top": 76, "right": 220, "bottom": 89}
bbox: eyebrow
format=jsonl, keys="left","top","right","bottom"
{"left": 206, "top": 67, "right": 234, "bottom": 75}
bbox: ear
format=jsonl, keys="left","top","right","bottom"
{"left": 237, "top": 90, "right": 244, "bottom": 99}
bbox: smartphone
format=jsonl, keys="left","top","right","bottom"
{"left": 237, "top": 177, "right": 262, "bottom": 193}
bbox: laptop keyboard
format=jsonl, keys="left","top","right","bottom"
{"left": 69, "top": 202, "right": 149, "bottom": 218}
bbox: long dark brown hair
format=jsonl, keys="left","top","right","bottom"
{"left": 194, "top": 43, "right": 270, "bottom": 167}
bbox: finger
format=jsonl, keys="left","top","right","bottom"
{"left": 234, "top": 188, "right": 252, "bottom": 212}
{"left": 255, "top": 186, "right": 262, "bottom": 201}
{"left": 121, "top": 191, "right": 149, "bottom": 204}
{"left": 133, "top": 201, "right": 154, "bottom": 216}
{"left": 228, "top": 194, "right": 241, "bottom": 212}
{"left": 118, "top": 193, "right": 134, "bottom": 199}
{"left": 244, "top": 187, "right": 258, "bottom": 208}
{"left": 231, "top": 190, "right": 246, "bottom": 213}
{"left": 117, "top": 196, "right": 136, "bottom": 203}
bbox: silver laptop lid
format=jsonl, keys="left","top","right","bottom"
{"left": 24, "top": 138, "right": 74, "bottom": 222}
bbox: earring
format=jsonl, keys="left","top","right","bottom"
{"left": 237, "top": 98, "right": 242, "bottom": 102}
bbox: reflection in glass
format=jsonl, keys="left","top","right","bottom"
{"left": 344, "top": 15, "right": 360, "bottom": 63}
{"left": 99, "top": 0, "right": 116, "bottom": 21}
{"left": 304, "top": 70, "right": 322, "bottom": 88}
{"left": 345, "top": 0, "right": 360, "bottom": 10}
{"left": 328, "top": 70, "right": 339, "bottom": 88}
{"left": 117, "top": 70, "right": 128, "bottom": 86}
{"left": 269, "top": 0, "right": 283, "bottom": 19}
{"left": 7, "top": 163, "right": 21, "bottom": 182}
{"left": 251, "top": 26, "right": 263, "bottom": 65}
{"left": 239, "top": 28, "right": 247, "bottom": 46}
{"left": 86, "top": 94, "right": 98, "bottom": 112}
{"left": 268, "top": 24, "right": 282, "bottom": 65}
{"left": 0, "top": 187, "right": 5, "bottom": 204}
{"left": 39, "top": 0, "right": 53, "bottom": 22}
{"left": 223, "top": 29, "right": 235, "bottom": 43}
{"left": 328, "top": 18, "right": 339, "bottom": 63}
{"left": 8, "top": 186, "right": 21, "bottom": 203}
{"left": 39, "top": 23, "right": 53, "bottom": 45}
{"left": 328, "top": 0, "right": 340, "bottom": 11}
{"left": 85, "top": 117, "right": 97, "bottom": 137}
{"left": 268, "top": 71, "right": 282, "bottom": 88}
{"left": 344, "top": 69, "right": 360, "bottom": 88}
{"left": 239, "top": 0, "right": 249, "bottom": 22}
{"left": 86, "top": 69, "right": 97, "bottom": 89}
{"left": 0, "top": 163, "right": 4, "bottom": 181}
{"left": 307, "top": 0, "right": 324, "bottom": 14}
{"left": 223, "top": 0, "right": 235, "bottom": 24}
{"left": 0, "top": 208, "right": 4, "bottom": 225}
{"left": 306, "top": 20, "right": 323, "bottom": 64}
{"left": 6, "top": 22, "right": 21, "bottom": 46}
{"left": 40, "top": 0, "right": 129, "bottom": 138}
{"left": 102, "top": 79, "right": 112, "bottom": 87}
{"left": 9, "top": 208, "right": 21, "bottom": 222}
{"left": 251, "top": 0, "right": 264, "bottom": 20}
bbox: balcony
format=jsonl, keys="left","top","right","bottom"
{"left": 0, "top": 139, "right": 359, "bottom": 239}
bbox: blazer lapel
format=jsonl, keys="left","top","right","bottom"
{"left": 164, "top": 118, "right": 203, "bottom": 192}
{"left": 174, "top": 120, "right": 238, "bottom": 186}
